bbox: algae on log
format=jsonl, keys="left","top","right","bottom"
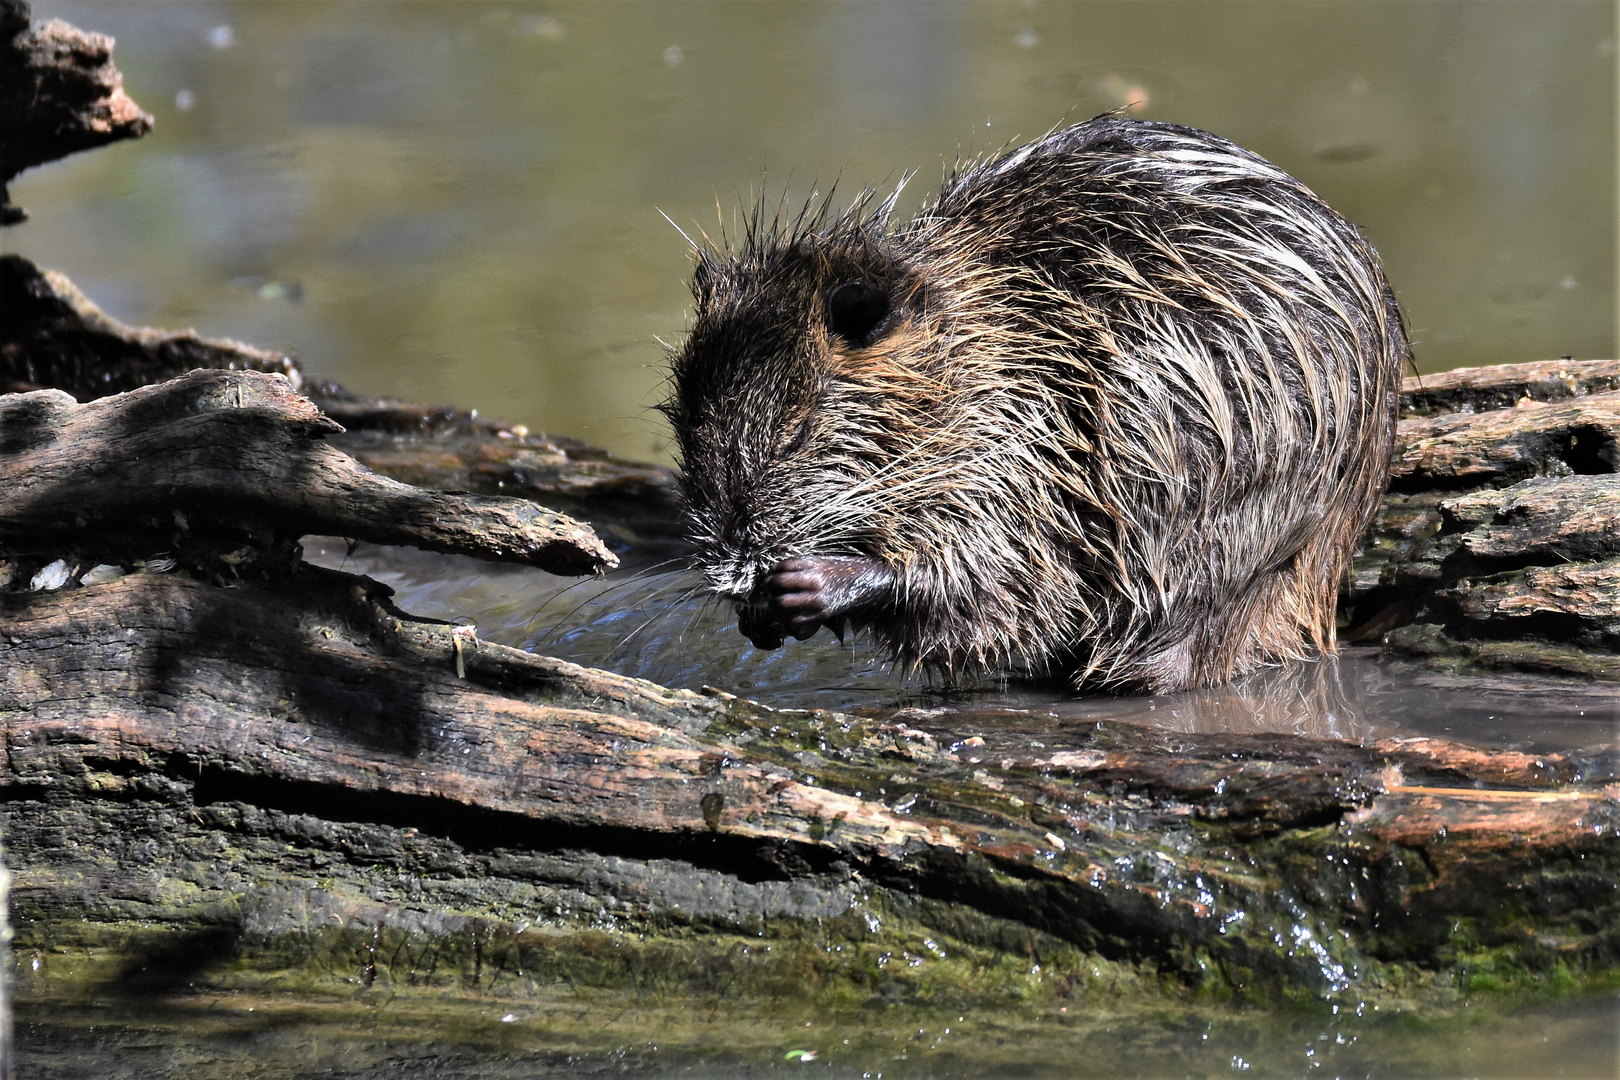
{"left": 1345, "top": 359, "right": 1620, "bottom": 681}
{"left": 5, "top": 565, "right": 1618, "bottom": 1025}
{"left": 2, "top": 1, "right": 1615, "bottom": 1070}
{"left": 0, "top": 332, "right": 1613, "bottom": 1054}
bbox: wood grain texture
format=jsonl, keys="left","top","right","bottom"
{"left": 3, "top": 566, "right": 1616, "bottom": 1005}
{"left": 0, "top": 368, "right": 616, "bottom": 575}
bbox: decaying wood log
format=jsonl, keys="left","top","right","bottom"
{"left": 0, "top": 255, "right": 680, "bottom": 552}
{"left": 2, "top": 0, "right": 1612, "bottom": 1069}
{"left": 312, "top": 392, "right": 685, "bottom": 555}
{"left": 1344, "top": 361, "right": 1620, "bottom": 680}
{"left": 1401, "top": 357, "right": 1620, "bottom": 418}
{"left": 5, "top": 566, "right": 1616, "bottom": 1022}
{"left": 0, "top": 367, "right": 615, "bottom": 577}
{"left": 0, "top": 0, "right": 152, "bottom": 225}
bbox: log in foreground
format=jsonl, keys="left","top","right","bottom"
{"left": 0, "top": 367, "right": 615, "bottom": 577}
{"left": 4, "top": 561, "right": 1618, "bottom": 1071}
{"left": 4, "top": 0, "right": 1612, "bottom": 1068}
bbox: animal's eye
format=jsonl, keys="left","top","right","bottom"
{"left": 826, "top": 280, "right": 891, "bottom": 346}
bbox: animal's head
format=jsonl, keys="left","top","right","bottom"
{"left": 661, "top": 201, "right": 931, "bottom": 602}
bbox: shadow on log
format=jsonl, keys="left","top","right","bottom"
{"left": 7, "top": 564, "right": 1618, "bottom": 1005}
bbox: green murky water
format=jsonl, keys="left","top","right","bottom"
{"left": 6, "top": 0, "right": 1617, "bottom": 465}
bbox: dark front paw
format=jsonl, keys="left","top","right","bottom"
{"left": 734, "top": 555, "right": 895, "bottom": 650}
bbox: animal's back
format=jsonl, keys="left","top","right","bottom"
{"left": 668, "top": 117, "right": 1407, "bottom": 693}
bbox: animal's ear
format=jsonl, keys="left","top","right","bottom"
{"left": 826, "top": 280, "right": 892, "bottom": 347}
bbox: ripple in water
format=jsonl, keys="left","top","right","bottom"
{"left": 303, "top": 538, "right": 1619, "bottom": 754}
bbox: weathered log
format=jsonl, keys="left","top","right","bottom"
{"left": 1344, "top": 360, "right": 1620, "bottom": 680}
{"left": 0, "top": 256, "right": 681, "bottom": 555}
{"left": 0, "top": 356, "right": 1615, "bottom": 1068}
{"left": 0, "top": 368, "right": 615, "bottom": 577}
{"left": 0, "top": 0, "right": 152, "bottom": 225}
{"left": 1401, "top": 357, "right": 1620, "bottom": 418}
{"left": 1, "top": 0, "right": 1612, "bottom": 1067}
{"left": 313, "top": 393, "right": 686, "bottom": 555}
{"left": 4, "top": 566, "right": 1616, "bottom": 1023}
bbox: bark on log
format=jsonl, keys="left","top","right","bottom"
{"left": 0, "top": 351, "right": 1614, "bottom": 1065}
{"left": 1401, "top": 357, "right": 1620, "bottom": 418}
{"left": 2, "top": 1, "right": 1612, "bottom": 1065}
{"left": 0, "top": 368, "right": 615, "bottom": 577}
{"left": 0, "top": 0, "right": 152, "bottom": 225}
{"left": 1344, "top": 360, "right": 1620, "bottom": 679}
{"left": 312, "top": 393, "right": 685, "bottom": 555}
{"left": 4, "top": 566, "right": 1616, "bottom": 1018}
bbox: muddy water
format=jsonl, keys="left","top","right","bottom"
{"left": 8, "top": 0, "right": 1618, "bottom": 466}
{"left": 303, "top": 538, "right": 1620, "bottom": 755}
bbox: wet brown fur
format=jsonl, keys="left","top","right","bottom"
{"left": 663, "top": 117, "right": 1408, "bottom": 693}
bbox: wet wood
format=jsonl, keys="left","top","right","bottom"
{"left": 1401, "top": 357, "right": 1620, "bottom": 418}
{"left": 1344, "top": 359, "right": 1620, "bottom": 679}
{"left": 2, "top": 0, "right": 1612, "bottom": 1063}
{"left": 1390, "top": 392, "right": 1620, "bottom": 489}
{"left": 1, "top": 253, "right": 302, "bottom": 401}
{"left": 0, "top": 0, "right": 153, "bottom": 225}
{"left": 3, "top": 565, "right": 1616, "bottom": 1009}
{"left": 0, "top": 368, "right": 615, "bottom": 576}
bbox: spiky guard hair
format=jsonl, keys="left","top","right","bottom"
{"left": 666, "top": 117, "right": 1407, "bottom": 693}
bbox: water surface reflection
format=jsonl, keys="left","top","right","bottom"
{"left": 304, "top": 537, "right": 1619, "bottom": 754}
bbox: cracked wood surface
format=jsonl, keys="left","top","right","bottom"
{"left": 1345, "top": 359, "right": 1620, "bottom": 678}
{"left": 0, "top": 368, "right": 615, "bottom": 576}
{"left": 3, "top": 566, "right": 1616, "bottom": 1003}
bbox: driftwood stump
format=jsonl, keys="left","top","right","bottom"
{"left": 0, "top": 0, "right": 151, "bottom": 225}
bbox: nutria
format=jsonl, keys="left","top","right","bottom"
{"left": 663, "top": 116, "right": 1407, "bottom": 693}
